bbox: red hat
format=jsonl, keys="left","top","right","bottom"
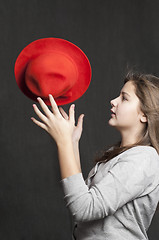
{"left": 14, "top": 38, "right": 92, "bottom": 105}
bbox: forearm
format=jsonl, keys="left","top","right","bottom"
{"left": 57, "top": 138, "right": 81, "bottom": 179}
{"left": 72, "top": 140, "right": 81, "bottom": 171}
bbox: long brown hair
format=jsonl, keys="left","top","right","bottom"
{"left": 95, "top": 71, "right": 159, "bottom": 163}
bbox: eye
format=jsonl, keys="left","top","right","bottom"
{"left": 122, "top": 95, "right": 127, "bottom": 101}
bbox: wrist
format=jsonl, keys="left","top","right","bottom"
{"left": 56, "top": 136, "right": 72, "bottom": 148}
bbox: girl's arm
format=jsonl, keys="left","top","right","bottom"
{"left": 31, "top": 95, "right": 84, "bottom": 179}
{"left": 57, "top": 139, "right": 80, "bottom": 179}
{"left": 58, "top": 106, "right": 83, "bottom": 171}
{"left": 72, "top": 140, "right": 81, "bottom": 171}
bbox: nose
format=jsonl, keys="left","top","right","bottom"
{"left": 110, "top": 97, "right": 117, "bottom": 107}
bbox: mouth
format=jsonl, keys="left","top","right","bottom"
{"left": 111, "top": 109, "right": 116, "bottom": 114}
{"left": 110, "top": 109, "right": 116, "bottom": 118}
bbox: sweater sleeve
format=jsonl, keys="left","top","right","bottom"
{"left": 61, "top": 148, "right": 158, "bottom": 222}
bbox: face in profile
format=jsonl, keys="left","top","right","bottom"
{"left": 108, "top": 81, "right": 147, "bottom": 134}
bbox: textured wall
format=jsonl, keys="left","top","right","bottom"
{"left": 0, "top": 0, "right": 159, "bottom": 239}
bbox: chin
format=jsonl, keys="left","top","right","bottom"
{"left": 108, "top": 119, "right": 120, "bottom": 131}
{"left": 108, "top": 118, "right": 116, "bottom": 126}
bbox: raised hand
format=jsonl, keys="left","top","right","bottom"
{"left": 31, "top": 94, "right": 84, "bottom": 145}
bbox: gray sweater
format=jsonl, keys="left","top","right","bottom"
{"left": 61, "top": 146, "right": 159, "bottom": 239}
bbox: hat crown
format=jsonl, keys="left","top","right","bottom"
{"left": 25, "top": 52, "right": 78, "bottom": 98}
{"left": 14, "top": 38, "right": 91, "bottom": 105}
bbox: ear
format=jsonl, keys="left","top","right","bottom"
{"left": 140, "top": 113, "right": 147, "bottom": 123}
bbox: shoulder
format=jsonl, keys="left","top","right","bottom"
{"left": 118, "top": 146, "right": 159, "bottom": 171}
{"left": 121, "top": 145, "right": 158, "bottom": 158}
{"left": 123, "top": 146, "right": 158, "bottom": 156}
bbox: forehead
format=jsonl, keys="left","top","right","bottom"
{"left": 121, "top": 81, "right": 136, "bottom": 96}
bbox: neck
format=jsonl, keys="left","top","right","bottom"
{"left": 120, "top": 128, "right": 142, "bottom": 147}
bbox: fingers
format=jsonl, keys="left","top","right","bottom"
{"left": 37, "top": 97, "right": 52, "bottom": 118}
{"left": 69, "top": 104, "right": 75, "bottom": 123}
{"left": 59, "top": 107, "right": 69, "bottom": 120}
{"left": 33, "top": 104, "right": 48, "bottom": 123}
{"left": 49, "top": 94, "right": 61, "bottom": 116}
{"left": 32, "top": 95, "right": 61, "bottom": 125}
{"left": 31, "top": 117, "right": 48, "bottom": 131}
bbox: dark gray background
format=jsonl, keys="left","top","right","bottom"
{"left": 0, "top": 0, "right": 159, "bottom": 239}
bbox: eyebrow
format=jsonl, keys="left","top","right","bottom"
{"left": 120, "top": 91, "right": 131, "bottom": 97}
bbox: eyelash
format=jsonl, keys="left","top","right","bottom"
{"left": 122, "top": 95, "right": 127, "bottom": 101}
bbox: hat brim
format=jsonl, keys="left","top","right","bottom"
{"left": 14, "top": 38, "right": 92, "bottom": 105}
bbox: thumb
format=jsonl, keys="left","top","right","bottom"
{"left": 77, "top": 114, "right": 85, "bottom": 129}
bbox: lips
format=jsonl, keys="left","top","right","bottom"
{"left": 111, "top": 109, "right": 116, "bottom": 115}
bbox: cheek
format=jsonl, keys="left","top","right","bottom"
{"left": 117, "top": 105, "right": 139, "bottom": 121}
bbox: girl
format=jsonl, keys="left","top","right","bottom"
{"left": 31, "top": 72, "right": 159, "bottom": 239}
